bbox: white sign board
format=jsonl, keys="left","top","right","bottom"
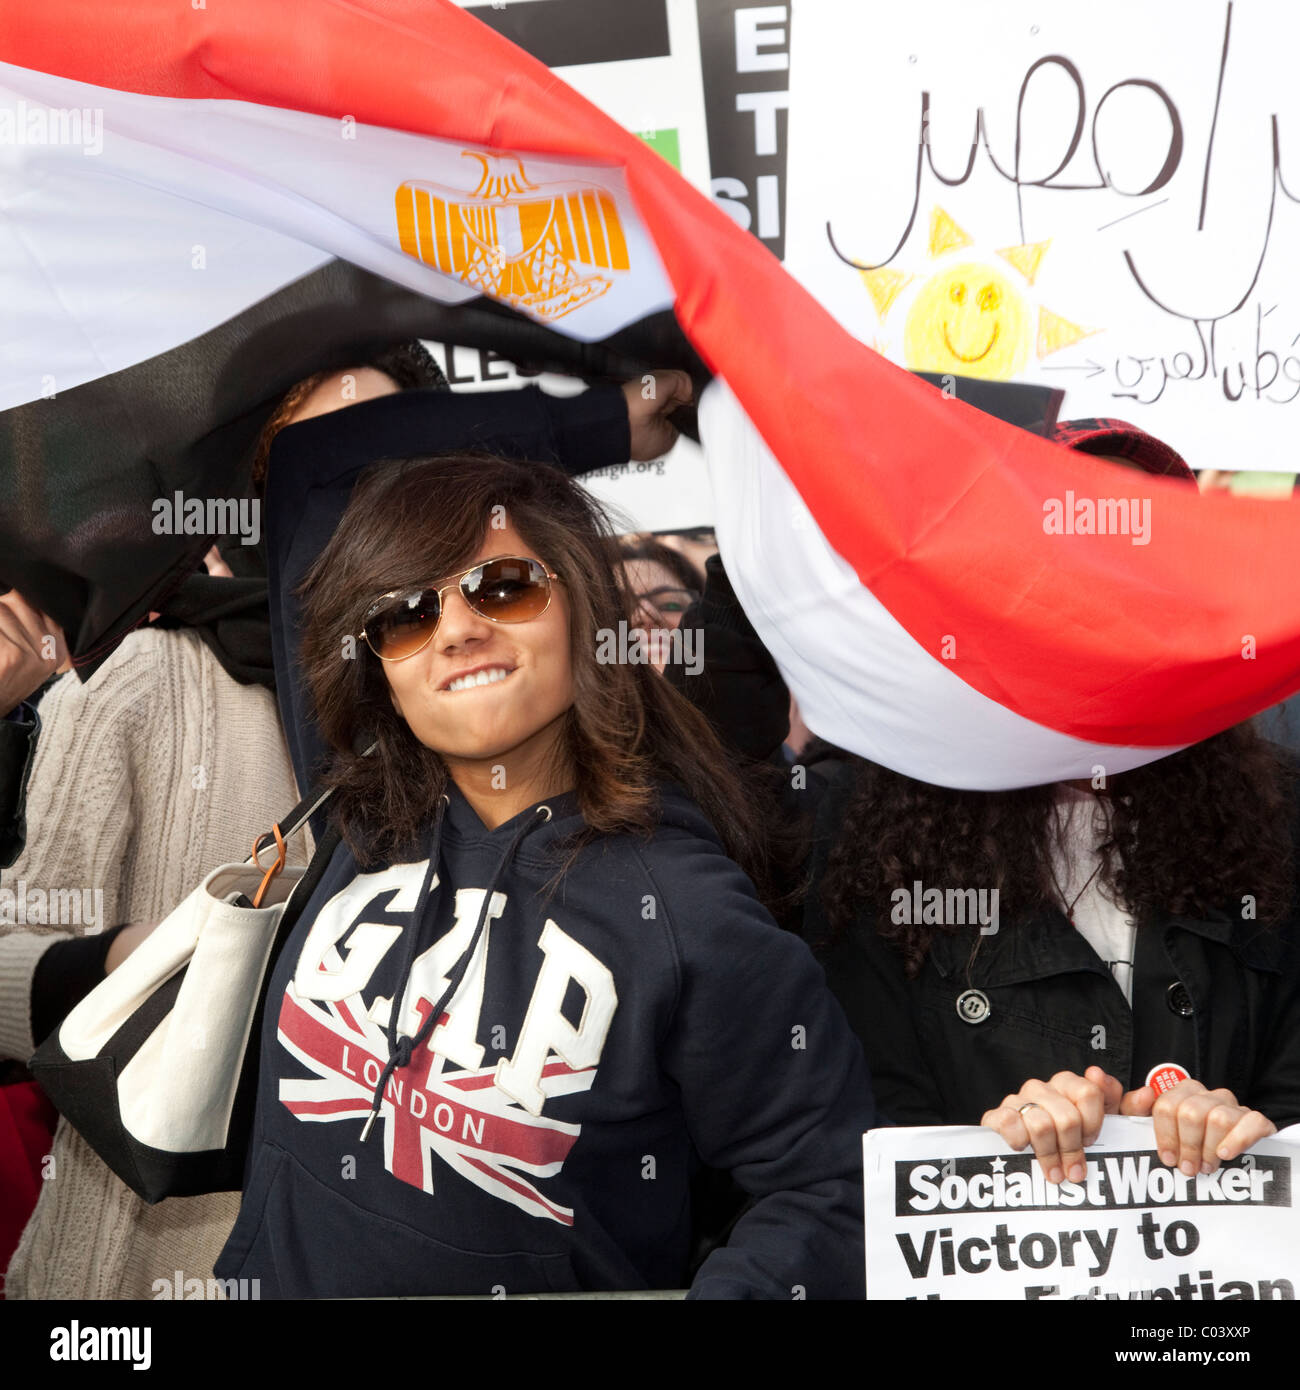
{"left": 786, "top": 0, "right": 1300, "bottom": 469}
{"left": 864, "top": 1117, "right": 1300, "bottom": 1300}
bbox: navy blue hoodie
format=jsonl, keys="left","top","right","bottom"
{"left": 216, "top": 781, "right": 875, "bottom": 1297}
{"left": 217, "top": 385, "right": 877, "bottom": 1297}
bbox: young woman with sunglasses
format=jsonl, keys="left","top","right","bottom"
{"left": 266, "top": 370, "right": 694, "bottom": 787}
{"left": 214, "top": 406, "right": 877, "bottom": 1297}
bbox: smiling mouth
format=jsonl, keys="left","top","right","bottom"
{"left": 441, "top": 666, "right": 516, "bottom": 693}
{"left": 942, "top": 321, "right": 1000, "bottom": 363}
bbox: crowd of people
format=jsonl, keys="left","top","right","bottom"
{"left": 0, "top": 344, "right": 1296, "bottom": 1300}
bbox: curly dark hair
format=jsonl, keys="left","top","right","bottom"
{"left": 820, "top": 723, "right": 1296, "bottom": 977}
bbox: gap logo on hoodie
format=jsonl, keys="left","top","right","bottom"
{"left": 275, "top": 861, "right": 617, "bottom": 1225}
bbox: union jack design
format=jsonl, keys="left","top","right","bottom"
{"left": 276, "top": 976, "right": 595, "bottom": 1225}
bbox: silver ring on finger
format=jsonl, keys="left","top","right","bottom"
{"left": 1018, "top": 1102, "right": 1043, "bottom": 1115}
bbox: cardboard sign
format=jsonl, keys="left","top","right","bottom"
{"left": 786, "top": 1, "right": 1300, "bottom": 469}
{"left": 864, "top": 1117, "right": 1300, "bottom": 1300}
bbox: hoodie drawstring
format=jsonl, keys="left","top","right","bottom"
{"left": 359, "top": 802, "right": 553, "bottom": 1143}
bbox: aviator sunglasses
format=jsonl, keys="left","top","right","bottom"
{"left": 359, "top": 556, "right": 560, "bottom": 661}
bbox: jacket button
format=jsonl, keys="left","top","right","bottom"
{"left": 956, "top": 989, "right": 991, "bottom": 1024}
{"left": 1166, "top": 982, "right": 1195, "bottom": 1017}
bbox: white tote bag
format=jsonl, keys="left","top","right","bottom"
{"left": 30, "top": 799, "right": 340, "bottom": 1202}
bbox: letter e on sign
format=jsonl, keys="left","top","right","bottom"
{"left": 736, "top": 6, "right": 790, "bottom": 73}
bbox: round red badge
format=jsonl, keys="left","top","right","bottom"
{"left": 1145, "top": 1062, "right": 1190, "bottom": 1095}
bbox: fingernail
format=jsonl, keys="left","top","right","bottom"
{"left": 1161, "top": 1150, "right": 1177, "bottom": 1165}
{"left": 1069, "top": 1164, "right": 1084, "bottom": 1183}
{"left": 1049, "top": 1166, "right": 1063, "bottom": 1184}
{"left": 1200, "top": 1161, "right": 1213, "bottom": 1175}
{"left": 1217, "top": 1145, "right": 1231, "bottom": 1160}
{"left": 1180, "top": 1160, "right": 1197, "bottom": 1176}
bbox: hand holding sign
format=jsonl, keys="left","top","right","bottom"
{"left": 981, "top": 1066, "right": 1124, "bottom": 1185}
{"left": 865, "top": 1117, "right": 1300, "bottom": 1300}
{"left": 984, "top": 1066, "right": 1278, "bottom": 1186}
{"left": 1121, "top": 1079, "right": 1277, "bottom": 1175}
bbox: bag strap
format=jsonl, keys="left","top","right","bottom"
{"left": 247, "top": 740, "right": 376, "bottom": 868}
{"left": 246, "top": 781, "right": 337, "bottom": 868}
{"left": 243, "top": 784, "right": 332, "bottom": 907}
{"left": 244, "top": 742, "right": 373, "bottom": 905}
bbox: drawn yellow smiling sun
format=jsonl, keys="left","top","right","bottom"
{"left": 906, "top": 262, "right": 1028, "bottom": 379}
{"left": 858, "top": 206, "right": 1097, "bottom": 381}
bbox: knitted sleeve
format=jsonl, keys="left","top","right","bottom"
{"left": 0, "top": 635, "right": 158, "bottom": 1060}
{"left": 3, "top": 626, "right": 300, "bottom": 1300}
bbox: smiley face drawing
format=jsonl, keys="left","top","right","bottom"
{"left": 904, "top": 263, "right": 1029, "bottom": 380}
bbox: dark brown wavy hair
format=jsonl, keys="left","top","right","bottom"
{"left": 298, "top": 451, "right": 779, "bottom": 901}
{"left": 821, "top": 724, "right": 1295, "bottom": 977}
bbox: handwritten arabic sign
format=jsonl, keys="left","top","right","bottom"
{"left": 786, "top": 0, "right": 1300, "bottom": 468}
{"left": 864, "top": 1118, "right": 1300, "bottom": 1299}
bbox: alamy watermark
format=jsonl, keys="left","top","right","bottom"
{"left": 152, "top": 491, "right": 261, "bottom": 546}
{"left": 49, "top": 1323, "right": 150, "bottom": 1369}
{"left": 0, "top": 102, "right": 103, "bottom": 156}
{"left": 0, "top": 881, "right": 104, "bottom": 930}
{"left": 1042, "top": 491, "right": 1151, "bottom": 546}
{"left": 152, "top": 1269, "right": 261, "bottom": 1301}
{"left": 596, "top": 620, "right": 703, "bottom": 676}
{"left": 891, "top": 879, "right": 999, "bottom": 935}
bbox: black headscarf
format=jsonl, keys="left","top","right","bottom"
{"left": 153, "top": 538, "right": 276, "bottom": 690}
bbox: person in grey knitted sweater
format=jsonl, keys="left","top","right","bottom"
{"left": 0, "top": 622, "right": 302, "bottom": 1298}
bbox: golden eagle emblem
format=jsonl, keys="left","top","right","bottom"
{"left": 396, "top": 153, "right": 630, "bottom": 320}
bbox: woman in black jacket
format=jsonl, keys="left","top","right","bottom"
{"left": 808, "top": 420, "right": 1300, "bottom": 1188}
{"left": 666, "top": 409, "right": 1300, "bottom": 1190}
{"left": 811, "top": 727, "right": 1300, "bottom": 1187}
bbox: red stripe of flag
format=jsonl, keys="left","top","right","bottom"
{"left": 461, "top": 1154, "right": 575, "bottom": 1226}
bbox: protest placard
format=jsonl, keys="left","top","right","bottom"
{"left": 786, "top": 0, "right": 1300, "bottom": 469}
{"left": 455, "top": 0, "right": 712, "bottom": 194}
{"left": 864, "top": 1117, "right": 1300, "bottom": 1300}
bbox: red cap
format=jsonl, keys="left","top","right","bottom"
{"left": 1050, "top": 418, "right": 1197, "bottom": 484}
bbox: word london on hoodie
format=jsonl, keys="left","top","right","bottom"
{"left": 216, "top": 783, "right": 875, "bottom": 1298}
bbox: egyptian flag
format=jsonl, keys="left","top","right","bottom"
{"left": 2, "top": 0, "right": 1300, "bottom": 789}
